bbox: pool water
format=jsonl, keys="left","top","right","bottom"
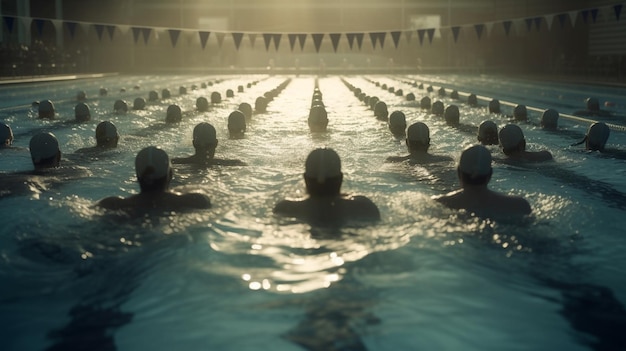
{"left": 1, "top": 74, "right": 625, "bottom": 351}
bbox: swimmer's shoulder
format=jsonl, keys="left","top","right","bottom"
{"left": 345, "top": 194, "right": 380, "bottom": 219}
{"left": 173, "top": 191, "right": 211, "bottom": 209}
{"left": 385, "top": 155, "right": 410, "bottom": 163}
{"left": 97, "top": 195, "right": 127, "bottom": 210}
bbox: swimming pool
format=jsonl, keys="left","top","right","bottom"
{"left": 1, "top": 73, "right": 625, "bottom": 350}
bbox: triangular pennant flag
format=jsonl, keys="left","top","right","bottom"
{"left": 3, "top": 16, "right": 15, "bottom": 34}
{"left": 272, "top": 34, "right": 282, "bottom": 50}
{"left": 312, "top": 33, "right": 324, "bottom": 52}
{"left": 132, "top": 27, "right": 142, "bottom": 43}
{"left": 545, "top": 15, "right": 554, "bottom": 31}
{"left": 417, "top": 29, "right": 425, "bottom": 45}
{"left": 354, "top": 33, "right": 364, "bottom": 50}
{"left": 404, "top": 30, "right": 413, "bottom": 43}
{"left": 451, "top": 26, "right": 461, "bottom": 42}
{"left": 95, "top": 24, "right": 105, "bottom": 41}
{"left": 65, "top": 21, "right": 77, "bottom": 39}
{"left": 591, "top": 8, "right": 599, "bottom": 23}
{"left": 369, "top": 32, "right": 378, "bottom": 49}
{"left": 426, "top": 28, "right": 435, "bottom": 44}
{"left": 329, "top": 33, "right": 341, "bottom": 52}
{"left": 376, "top": 32, "right": 386, "bottom": 48}
{"left": 106, "top": 25, "right": 116, "bottom": 40}
{"left": 168, "top": 29, "right": 181, "bottom": 47}
{"left": 474, "top": 24, "right": 484, "bottom": 39}
{"left": 232, "top": 32, "right": 243, "bottom": 49}
{"left": 346, "top": 33, "right": 356, "bottom": 49}
{"left": 534, "top": 17, "right": 542, "bottom": 31}
{"left": 199, "top": 31, "right": 210, "bottom": 49}
{"left": 288, "top": 33, "right": 297, "bottom": 51}
{"left": 19, "top": 17, "right": 31, "bottom": 34}
{"left": 557, "top": 13, "right": 568, "bottom": 28}
{"left": 51, "top": 19, "right": 63, "bottom": 37}
{"left": 141, "top": 27, "right": 151, "bottom": 44}
{"left": 297, "top": 34, "right": 307, "bottom": 50}
{"left": 568, "top": 11, "right": 579, "bottom": 27}
{"left": 503, "top": 20, "right": 512, "bottom": 36}
{"left": 216, "top": 32, "right": 225, "bottom": 48}
{"left": 117, "top": 24, "right": 130, "bottom": 36}
{"left": 263, "top": 33, "right": 272, "bottom": 51}
{"left": 390, "top": 31, "right": 401, "bottom": 48}
{"left": 615, "top": 4, "right": 623, "bottom": 21}
{"left": 525, "top": 18, "right": 533, "bottom": 32}
{"left": 33, "top": 19, "right": 46, "bottom": 37}
{"left": 248, "top": 33, "right": 257, "bottom": 48}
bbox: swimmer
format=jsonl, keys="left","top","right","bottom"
{"left": 420, "top": 96, "right": 431, "bottom": 110}
{"left": 1, "top": 122, "right": 14, "bottom": 147}
{"left": 98, "top": 146, "right": 211, "bottom": 211}
{"left": 255, "top": 96, "right": 268, "bottom": 113}
{"left": 75, "top": 121, "right": 120, "bottom": 153}
{"left": 573, "top": 97, "right": 612, "bottom": 118}
{"left": 308, "top": 106, "right": 328, "bottom": 133}
{"left": 467, "top": 94, "right": 478, "bottom": 107}
{"left": 74, "top": 103, "right": 91, "bottom": 122}
{"left": 39, "top": 100, "right": 55, "bottom": 119}
{"left": 172, "top": 122, "right": 245, "bottom": 166}
{"left": 477, "top": 120, "right": 499, "bottom": 145}
{"left": 228, "top": 110, "right": 247, "bottom": 138}
{"left": 386, "top": 122, "right": 453, "bottom": 164}
{"left": 540, "top": 109, "right": 559, "bottom": 130}
{"left": 211, "top": 92, "right": 222, "bottom": 104}
{"left": 513, "top": 104, "right": 528, "bottom": 122}
{"left": 572, "top": 122, "right": 610, "bottom": 152}
{"left": 196, "top": 97, "right": 209, "bottom": 112}
{"left": 388, "top": 111, "right": 407, "bottom": 137}
{"left": 165, "top": 104, "right": 182, "bottom": 123}
{"left": 433, "top": 145, "right": 532, "bottom": 216}
{"left": 273, "top": 148, "right": 380, "bottom": 224}
{"left": 114, "top": 100, "right": 128, "bottom": 114}
{"left": 444, "top": 105, "right": 460, "bottom": 126}
{"left": 238, "top": 102, "right": 253, "bottom": 121}
{"left": 374, "top": 101, "right": 389, "bottom": 121}
{"left": 431, "top": 101, "right": 444, "bottom": 116}
{"left": 489, "top": 99, "right": 501, "bottom": 114}
{"left": 499, "top": 124, "right": 553, "bottom": 162}
{"left": 133, "top": 97, "right": 146, "bottom": 110}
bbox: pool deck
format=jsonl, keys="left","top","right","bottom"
{"left": 0, "top": 73, "right": 119, "bottom": 85}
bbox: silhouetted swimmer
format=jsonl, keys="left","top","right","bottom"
{"left": 133, "top": 97, "right": 146, "bottom": 110}
{"left": 444, "top": 105, "right": 460, "bottom": 126}
{"left": 388, "top": 111, "right": 406, "bottom": 137}
{"left": 211, "top": 91, "right": 222, "bottom": 104}
{"left": 133, "top": 85, "right": 141, "bottom": 90}
{"left": 571, "top": 122, "right": 610, "bottom": 152}
{"left": 179, "top": 86, "right": 187, "bottom": 95}
{"left": 386, "top": 122, "right": 453, "bottom": 164}
{"left": 273, "top": 148, "right": 380, "bottom": 225}
{"left": 450, "top": 90, "right": 459, "bottom": 100}
{"left": 238, "top": 85, "right": 244, "bottom": 93}
{"left": 438, "top": 87, "right": 446, "bottom": 97}
{"left": 573, "top": 97, "right": 612, "bottom": 117}
{"left": 76, "top": 121, "right": 119, "bottom": 153}
{"left": 255, "top": 96, "right": 268, "bottom": 113}
{"left": 431, "top": 101, "right": 444, "bottom": 116}
{"left": 467, "top": 93, "right": 478, "bottom": 107}
{"left": 489, "top": 99, "right": 501, "bottom": 114}
{"left": 1, "top": 122, "right": 13, "bottom": 147}
{"left": 368, "top": 96, "right": 379, "bottom": 110}
{"left": 76, "top": 91, "right": 87, "bottom": 101}
{"left": 513, "top": 104, "right": 528, "bottom": 122}
{"left": 161, "top": 88, "right": 171, "bottom": 99}
{"left": 406, "top": 92, "right": 416, "bottom": 101}
{"left": 308, "top": 106, "right": 328, "bottom": 133}
{"left": 238, "top": 102, "right": 252, "bottom": 121}
{"left": 374, "top": 101, "right": 389, "bottom": 121}
{"left": 426, "top": 85, "right": 434, "bottom": 93}
{"left": 172, "top": 123, "right": 245, "bottom": 166}
{"left": 420, "top": 96, "right": 431, "bottom": 110}
{"left": 113, "top": 100, "right": 128, "bottom": 114}
{"left": 39, "top": 100, "right": 55, "bottom": 119}
{"left": 541, "top": 109, "right": 559, "bottom": 130}
{"left": 97, "top": 146, "right": 211, "bottom": 211}
{"left": 165, "top": 104, "right": 182, "bottom": 123}
{"left": 477, "top": 120, "right": 499, "bottom": 145}
{"left": 228, "top": 110, "right": 247, "bottom": 138}
{"left": 99, "top": 88, "right": 108, "bottom": 96}
{"left": 433, "top": 145, "right": 531, "bottom": 216}
{"left": 196, "top": 97, "right": 209, "bottom": 112}
{"left": 226, "top": 89, "right": 234, "bottom": 98}
{"left": 74, "top": 102, "right": 91, "bottom": 122}
{"left": 395, "top": 89, "right": 403, "bottom": 97}
{"left": 148, "top": 90, "right": 159, "bottom": 102}
{"left": 499, "top": 124, "right": 553, "bottom": 162}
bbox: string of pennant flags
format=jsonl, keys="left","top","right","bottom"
{"left": 1, "top": 2, "right": 623, "bottom": 52}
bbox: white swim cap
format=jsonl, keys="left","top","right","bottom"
{"left": 135, "top": 146, "right": 171, "bottom": 181}
{"left": 407, "top": 122, "right": 430, "bottom": 144}
{"left": 305, "top": 148, "right": 342, "bottom": 183}
{"left": 193, "top": 122, "right": 217, "bottom": 144}
{"left": 29, "top": 132, "right": 59, "bottom": 163}
{"left": 459, "top": 145, "right": 492, "bottom": 177}
{"left": 499, "top": 124, "right": 525, "bottom": 150}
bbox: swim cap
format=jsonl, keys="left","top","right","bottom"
{"left": 96, "top": 121, "right": 119, "bottom": 144}
{"left": 193, "top": 122, "right": 217, "bottom": 146}
{"left": 161, "top": 88, "right": 171, "bottom": 99}
{"left": 467, "top": 94, "right": 478, "bottom": 107}
{"left": 405, "top": 92, "right": 416, "bottom": 101}
{"left": 179, "top": 86, "right": 187, "bottom": 95}
{"left": 499, "top": 124, "right": 525, "bottom": 150}
{"left": 228, "top": 110, "right": 247, "bottom": 134}
{"left": 420, "top": 96, "right": 431, "bottom": 109}
{"left": 238, "top": 102, "right": 252, "bottom": 120}
{"left": 29, "top": 132, "right": 59, "bottom": 163}
{"left": 438, "top": 87, "right": 446, "bottom": 97}
{"left": 444, "top": 105, "right": 460, "bottom": 125}
{"left": 513, "top": 104, "right": 527, "bottom": 121}
{"left": 226, "top": 89, "right": 234, "bottom": 98}
{"left": 211, "top": 91, "right": 222, "bottom": 104}
{"left": 305, "top": 148, "right": 342, "bottom": 183}
{"left": 1, "top": 123, "right": 13, "bottom": 146}
{"left": 450, "top": 90, "right": 459, "bottom": 100}
{"left": 74, "top": 102, "right": 91, "bottom": 122}
{"left": 586, "top": 97, "right": 600, "bottom": 112}
{"left": 135, "top": 146, "right": 171, "bottom": 182}
{"left": 407, "top": 122, "right": 430, "bottom": 144}
{"left": 148, "top": 90, "right": 159, "bottom": 101}
{"left": 395, "top": 89, "right": 403, "bottom": 97}
{"left": 114, "top": 100, "right": 128, "bottom": 113}
{"left": 133, "top": 97, "right": 146, "bottom": 110}
{"left": 389, "top": 111, "right": 406, "bottom": 128}
{"left": 374, "top": 101, "right": 388, "bottom": 120}
{"left": 478, "top": 120, "right": 498, "bottom": 145}
{"left": 369, "top": 96, "right": 379, "bottom": 110}
{"left": 255, "top": 96, "right": 268, "bottom": 112}
{"left": 489, "top": 99, "right": 501, "bottom": 114}
{"left": 238, "top": 85, "right": 244, "bottom": 93}
{"left": 586, "top": 122, "right": 610, "bottom": 151}
{"left": 165, "top": 104, "right": 182, "bottom": 123}
{"left": 196, "top": 97, "right": 209, "bottom": 112}
{"left": 459, "top": 145, "right": 492, "bottom": 177}
{"left": 540, "top": 109, "right": 559, "bottom": 130}
{"left": 99, "top": 87, "right": 108, "bottom": 96}
{"left": 76, "top": 91, "right": 87, "bottom": 101}
{"left": 431, "top": 101, "right": 444, "bottom": 116}
{"left": 38, "top": 100, "right": 55, "bottom": 119}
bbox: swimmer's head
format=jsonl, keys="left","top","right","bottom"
{"left": 540, "top": 109, "right": 559, "bottom": 130}
{"left": 1, "top": 123, "right": 13, "bottom": 147}
{"left": 211, "top": 91, "right": 222, "bottom": 104}
{"left": 161, "top": 88, "right": 171, "bottom": 99}
{"left": 228, "top": 110, "right": 247, "bottom": 137}
{"left": 238, "top": 102, "right": 253, "bottom": 120}
{"left": 586, "top": 97, "right": 600, "bottom": 112}
{"left": 467, "top": 93, "right": 478, "bottom": 107}
{"left": 431, "top": 101, "right": 444, "bottom": 116}
{"left": 304, "top": 147, "right": 343, "bottom": 196}
{"left": 135, "top": 146, "right": 173, "bottom": 192}
{"left": 406, "top": 122, "right": 430, "bottom": 152}
{"left": 586, "top": 122, "right": 610, "bottom": 151}
{"left": 114, "top": 100, "right": 128, "bottom": 114}
{"left": 29, "top": 132, "right": 61, "bottom": 169}
{"left": 148, "top": 90, "right": 159, "bottom": 101}
{"left": 226, "top": 89, "right": 234, "bottom": 98}
{"left": 444, "top": 105, "right": 460, "bottom": 126}
{"left": 196, "top": 97, "right": 209, "bottom": 112}
{"left": 74, "top": 102, "right": 91, "bottom": 122}
{"left": 458, "top": 144, "right": 493, "bottom": 186}
{"left": 95, "top": 121, "right": 119, "bottom": 148}
{"left": 374, "top": 101, "right": 389, "bottom": 120}
{"left": 76, "top": 91, "right": 87, "bottom": 101}
{"left": 489, "top": 99, "right": 501, "bottom": 114}
{"left": 255, "top": 96, "right": 268, "bottom": 113}
{"left": 420, "top": 96, "right": 431, "bottom": 110}
{"left": 477, "top": 120, "right": 498, "bottom": 145}
{"left": 513, "top": 104, "right": 528, "bottom": 121}
{"left": 38, "top": 100, "right": 55, "bottom": 119}
{"left": 165, "top": 104, "right": 182, "bottom": 123}
{"left": 499, "top": 124, "right": 526, "bottom": 155}
{"left": 369, "top": 96, "right": 380, "bottom": 110}
{"left": 438, "top": 87, "right": 446, "bottom": 97}
{"left": 308, "top": 106, "right": 328, "bottom": 132}
{"left": 405, "top": 92, "right": 416, "bottom": 101}
{"left": 179, "top": 86, "right": 187, "bottom": 95}
{"left": 450, "top": 90, "right": 459, "bottom": 100}
{"left": 388, "top": 111, "right": 407, "bottom": 137}
{"left": 192, "top": 122, "right": 218, "bottom": 155}
{"left": 99, "top": 88, "right": 108, "bottom": 96}
{"left": 133, "top": 97, "right": 146, "bottom": 110}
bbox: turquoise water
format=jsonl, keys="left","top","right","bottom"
{"left": 1, "top": 74, "right": 625, "bottom": 350}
